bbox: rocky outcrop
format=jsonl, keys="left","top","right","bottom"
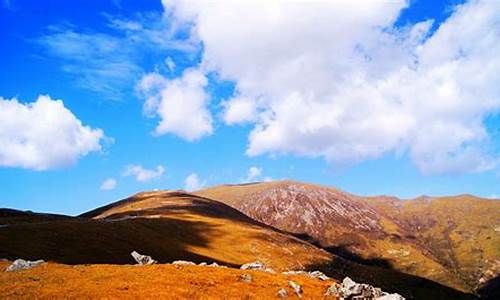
{"left": 5, "top": 259, "right": 45, "bottom": 272}
{"left": 325, "top": 277, "right": 405, "bottom": 299}
{"left": 130, "top": 251, "right": 157, "bottom": 265}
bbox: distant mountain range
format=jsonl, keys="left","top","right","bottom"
{"left": 1, "top": 181, "right": 498, "bottom": 299}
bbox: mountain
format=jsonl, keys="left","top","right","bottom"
{"left": 0, "top": 191, "right": 330, "bottom": 270}
{"left": 197, "top": 180, "right": 500, "bottom": 297}
{"left": 0, "top": 189, "right": 476, "bottom": 299}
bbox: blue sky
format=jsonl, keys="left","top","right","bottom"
{"left": 0, "top": 0, "right": 499, "bottom": 215}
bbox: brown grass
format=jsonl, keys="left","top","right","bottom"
{"left": 0, "top": 261, "right": 337, "bottom": 299}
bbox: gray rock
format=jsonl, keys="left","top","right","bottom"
{"left": 288, "top": 280, "right": 302, "bottom": 298}
{"left": 240, "top": 261, "right": 266, "bottom": 270}
{"left": 172, "top": 260, "right": 196, "bottom": 266}
{"left": 277, "top": 288, "right": 288, "bottom": 298}
{"left": 241, "top": 273, "right": 253, "bottom": 283}
{"left": 130, "top": 251, "right": 157, "bottom": 265}
{"left": 5, "top": 259, "right": 45, "bottom": 272}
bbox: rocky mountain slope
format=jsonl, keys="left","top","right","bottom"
{"left": 197, "top": 180, "right": 500, "bottom": 297}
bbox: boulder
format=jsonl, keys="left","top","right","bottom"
{"left": 130, "top": 251, "right": 157, "bottom": 265}
{"left": 288, "top": 280, "right": 302, "bottom": 298}
{"left": 5, "top": 259, "right": 45, "bottom": 272}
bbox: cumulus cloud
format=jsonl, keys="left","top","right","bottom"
{"left": 123, "top": 164, "right": 165, "bottom": 182}
{"left": 100, "top": 178, "right": 117, "bottom": 191}
{"left": 184, "top": 173, "right": 206, "bottom": 191}
{"left": 136, "top": 68, "right": 213, "bottom": 141}
{"left": 222, "top": 96, "right": 258, "bottom": 125}
{"left": 0, "top": 95, "right": 105, "bottom": 170}
{"left": 162, "top": 0, "right": 500, "bottom": 175}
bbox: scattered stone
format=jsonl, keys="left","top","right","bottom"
{"left": 277, "top": 288, "right": 288, "bottom": 298}
{"left": 264, "top": 267, "right": 276, "bottom": 273}
{"left": 240, "top": 273, "right": 253, "bottom": 283}
{"left": 172, "top": 260, "right": 196, "bottom": 266}
{"left": 198, "top": 262, "right": 207, "bottom": 266}
{"left": 5, "top": 259, "right": 45, "bottom": 272}
{"left": 288, "top": 280, "right": 302, "bottom": 298}
{"left": 308, "top": 270, "right": 329, "bottom": 280}
{"left": 324, "top": 277, "right": 405, "bottom": 299}
{"left": 240, "top": 261, "right": 266, "bottom": 270}
{"left": 130, "top": 251, "right": 157, "bottom": 265}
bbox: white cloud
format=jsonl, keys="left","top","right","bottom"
{"left": 246, "top": 166, "right": 262, "bottom": 182}
{"left": 123, "top": 164, "right": 165, "bottom": 182}
{"left": 0, "top": 95, "right": 105, "bottom": 170}
{"left": 222, "top": 96, "right": 258, "bottom": 125}
{"left": 243, "top": 166, "right": 272, "bottom": 183}
{"left": 184, "top": 173, "right": 206, "bottom": 191}
{"left": 100, "top": 178, "right": 117, "bottom": 191}
{"left": 136, "top": 68, "right": 213, "bottom": 141}
{"left": 163, "top": 0, "right": 500, "bottom": 175}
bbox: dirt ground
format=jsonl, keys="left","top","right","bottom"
{"left": 0, "top": 261, "right": 337, "bottom": 299}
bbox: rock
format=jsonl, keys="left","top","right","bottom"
{"left": 264, "top": 267, "right": 276, "bottom": 273}
{"left": 130, "top": 251, "right": 157, "bottom": 265}
{"left": 324, "top": 282, "right": 341, "bottom": 297}
{"left": 278, "top": 288, "right": 288, "bottom": 298}
{"left": 375, "top": 293, "right": 405, "bottom": 300}
{"left": 288, "top": 280, "right": 302, "bottom": 298}
{"left": 5, "top": 259, "right": 45, "bottom": 272}
{"left": 331, "top": 277, "right": 405, "bottom": 299}
{"left": 172, "top": 260, "right": 196, "bottom": 266}
{"left": 241, "top": 273, "right": 253, "bottom": 283}
{"left": 198, "top": 262, "right": 207, "bottom": 266}
{"left": 240, "top": 261, "right": 266, "bottom": 270}
{"left": 308, "top": 270, "right": 329, "bottom": 280}
{"left": 209, "top": 262, "right": 225, "bottom": 268}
